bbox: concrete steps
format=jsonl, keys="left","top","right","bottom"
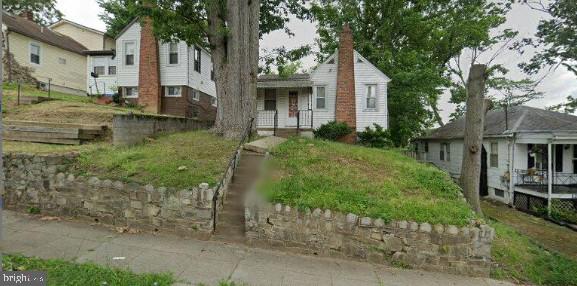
{"left": 213, "top": 150, "right": 264, "bottom": 242}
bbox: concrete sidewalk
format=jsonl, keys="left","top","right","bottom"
{"left": 1, "top": 210, "right": 513, "bottom": 286}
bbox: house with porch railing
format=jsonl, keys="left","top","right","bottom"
{"left": 256, "top": 24, "right": 390, "bottom": 139}
{"left": 415, "top": 106, "right": 577, "bottom": 223}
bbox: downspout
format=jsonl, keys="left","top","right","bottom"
{"left": 6, "top": 30, "right": 12, "bottom": 82}
{"left": 509, "top": 133, "right": 516, "bottom": 207}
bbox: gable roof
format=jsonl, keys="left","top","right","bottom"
{"left": 257, "top": 73, "right": 313, "bottom": 88}
{"left": 3, "top": 12, "right": 87, "bottom": 55}
{"left": 420, "top": 106, "right": 577, "bottom": 140}
{"left": 50, "top": 19, "right": 107, "bottom": 36}
{"left": 309, "top": 49, "right": 391, "bottom": 82}
{"left": 114, "top": 18, "right": 139, "bottom": 40}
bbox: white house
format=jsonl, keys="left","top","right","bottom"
{"left": 415, "top": 106, "right": 577, "bottom": 217}
{"left": 86, "top": 50, "right": 117, "bottom": 95}
{"left": 256, "top": 25, "right": 390, "bottom": 138}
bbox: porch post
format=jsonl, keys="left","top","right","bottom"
{"left": 509, "top": 138, "right": 515, "bottom": 207}
{"left": 547, "top": 143, "right": 553, "bottom": 217}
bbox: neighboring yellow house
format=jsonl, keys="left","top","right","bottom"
{"left": 2, "top": 12, "right": 88, "bottom": 95}
{"left": 50, "top": 19, "right": 115, "bottom": 51}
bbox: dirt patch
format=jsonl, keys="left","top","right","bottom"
{"left": 483, "top": 200, "right": 577, "bottom": 259}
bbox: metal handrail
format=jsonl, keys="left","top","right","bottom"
{"left": 211, "top": 117, "right": 254, "bottom": 232}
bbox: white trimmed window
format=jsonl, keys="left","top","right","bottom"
{"left": 316, "top": 86, "right": 326, "bottom": 109}
{"left": 108, "top": 66, "right": 117, "bottom": 75}
{"left": 194, "top": 47, "right": 202, "bottom": 72}
{"left": 366, "top": 84, "right": 377, "bottom": 109}
{"left": 165, "top": 86, "right": 182, "bottom": 97}
{"left": 440, "top": 143, "right": 451, "bottom": 162}
{"left": 124, "top": 41, "right": 135, "bottom": 66}
{"left": 168, "top": 42, "right": 179, "bottom": 64}
{"left": 30, "top": 43, "right": 40, "bottom": 64}
{"left": 93, "top": 66, "right": 105, "bottom": 76}
{"left": 490, "top": 142, "right": 499, "bottom": 168}
{"left": 124, "top": 87, "right": 138, "bottom": 98}
{"left": 191, "top": 90, "right": 199, "bottom": 101}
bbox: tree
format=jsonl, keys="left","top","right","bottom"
{"left": 3, "top": 0, "right": 62, "bottom": 25}
{"left": 309, "top": 0, "right": 512, "bottom": 146}
{"left": 518, "top": 0, "right": 577, "bottom": 76}
{"left": 98, "top": 0, "right": 308, "bottom": 138}
{"left": 460, "top": 64, "right": 489, "bottom": 215}
{"left": 547, "top": 96, "right": 577, "bottom": 114}
{"left": 97, "top": 0, "right": 139, "bottom": 38}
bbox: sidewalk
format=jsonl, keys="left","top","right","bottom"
{"left": 1, "top": 210, "right": 513, "bottom": 286}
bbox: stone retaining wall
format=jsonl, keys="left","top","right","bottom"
{"left": 112, "top": 113, "right": 213, "bottom": 146}
{"left": 245, "top": 199, "right": 494, "bottom": 277}
{"left": 2, "top": 152, "right": 236, "bottom": 238}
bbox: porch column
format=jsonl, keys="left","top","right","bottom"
{"left": 547, "top": 143, "right": 553, "bottom": 217}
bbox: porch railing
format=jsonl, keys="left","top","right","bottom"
{"left": 297, "top": 109, "right": 313, "bottom": 132}
{"left": 257, "top": 110, "right": 278, "bottom": 136}
{"left": 514, "top": 169, "right": 577, "bottom": 194}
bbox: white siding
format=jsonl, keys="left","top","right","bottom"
{"left": 159, "top": 41, "right": 188, "bottom": 85}
{"left": 116, "top": 22, "right": 140, "bottom": 88}
{"left": 87, "top": 55, "right": 118, "bottom": 95}
{"left": 187, "top": 46, "right": 216, "bottom": 97}
{"left": 309, "top": 60, "right": 337, "bottom": 128}
{"left": 256, "top": 87, "right": 311, "bottom": 128}
{"left": 353, "top": 51, "right": 388, "bottom": 131}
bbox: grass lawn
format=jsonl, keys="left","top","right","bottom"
{"left": 2, "top": 255, "right": 174, "bottom": 286}
{"left": 3, "top": 83, "right": 145, "bottom": 126}
{"left": 259, "top": 137, "right": 476, "bottom": 226}
{"left": 73, "top": 131, "right": 237, "bottom": 189}
{"left": 491, "top": 221, "right": 577, "bottom": 285}
{"left": 3, "top": 141, "right": 105, "bottom": 154}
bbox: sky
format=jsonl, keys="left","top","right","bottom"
{"left": 57, "top": 0, "right": 577, "bottom": 122}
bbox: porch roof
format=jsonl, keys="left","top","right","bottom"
{"left": 418, "top": 106, "right": 577, "bottom": 140}
{"left": 257, "top": 74, "right": 313, "bottom": 88}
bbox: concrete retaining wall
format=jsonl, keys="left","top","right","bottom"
{"left": 2, "top": 152, "right": 237, "bottom": 238}
{"left": 245, "top": 197, "right": 494, "bottom": 277}
{"left": 112, "top": 114, "right": 213, "bottom": 146}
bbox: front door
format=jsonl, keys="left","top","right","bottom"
{"left": 287, "top": 91, "right": 298, "bottom": 126}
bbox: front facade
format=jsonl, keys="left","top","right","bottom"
{"left": 2, "top": 12, "right": 88, "bottom": 95}
{"left": 256, "top": 25, "right": 390, "bottom": 138}
{"left": 416, "top": 106, "right": 577, "bottom": 218}
{"left": 114, "top": 18, "right": 216, "bottom": 119}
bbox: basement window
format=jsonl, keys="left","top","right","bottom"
{"left": 124, "top": 87, "right": 138, "bottom": 98}
{"left": 108, "top": 66, "right": 117, "bottom": 75}
{"left": 495, "top": 189, "right": 505, "bottom": 198}
{"left": 191, "top": 89, "right": 199, "bottom": 101}
{"left": 165, "top": 86, "right": 182, "bottom": 97}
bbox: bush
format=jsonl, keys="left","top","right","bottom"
{"left": 313, "top": 121, "right": 353, "bottom": 141}
{"left": 357, "top": 123, "right": 393, "bottom": 148}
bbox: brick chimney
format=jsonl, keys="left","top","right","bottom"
{"left": 335, "top": 23, "right": 357, "bottom": 143}
{"left": 138, "top": 17, "right": 161, "bottom": 113}
{"left": 19, "top": 11, "right": 35, "bottom": 22}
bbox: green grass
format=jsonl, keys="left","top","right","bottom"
{"left": 3, "top": 82, "right": 93, "bottom": 103}
{"left": 491, "top": 221, "right": 577, "bottom": 285}
{"left": 2, "top": 255, "right": 174, "bottom": 286}
{"left": 3, "top": 141, "right": 105, "bottom": 154}
{"left": 73, "top": 131, "right": 237, "bottom": 189}
{"left": 259, "top": 137, "right": 476, "bottom": 226}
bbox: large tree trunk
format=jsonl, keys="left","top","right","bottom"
{"left": 460, "top": 64, "right": 488, "bottom": 215}
{"left": 208, "top": 0, "right": 259, "bottom": 139}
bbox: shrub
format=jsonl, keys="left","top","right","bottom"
{"left": 313, "top": 121, "right": 352, "bottom": 141}
{"left": 357, "top": 123, "right": 393, "bottom": 148}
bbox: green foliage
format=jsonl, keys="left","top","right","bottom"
{"left": 2, "top": 255, "right": 174, "bottom": 286}
{"left": 259, "top": 138, "right": 476, "bottom": 225}
{"left": 310, "top": 0, "right": 511, "bottom": 145}
{"left": 357, "top": 124, "right": 393, "bottom": 148}
{"left": 518, "top": 0, "right": 577, "bottom": 77}
{"left": 74, "top": 131, "right": 237, "bottom": 189}
{"left": 28, "top": 207, "right": 40, "bottom": 214}
{"left": 3, "top": 0, "right": 62, "bottom": 25}
{"left": 260, "top": 45, "right": 312, "bottom": 75}
{"left": 313, "top": 121, "right": 353, "bottom": 141}
{"left": 278, "top": 62, "right": 302, "bottom": 78}
{"left": 97, "top": 0, "right": 140, "bottom": 38}
{"left": 491, "top": 221, "right": 577, "bottom": 285}
{"left": 548, "top": 95, "right": 577, "bottom": 114}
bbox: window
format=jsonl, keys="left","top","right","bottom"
{"left": 211, "top": 65, "right": 215, "bottom": 81}
{"left": 124, "top": 41, "right": 135, "bottom": 66}
{"left": 327, "top": 58, "right": 335, "bottom": 64}
{"left": 264, "top": 89, "right": 276, "bottom": 111}
{"left": 211, "top": 97, "right": 217, "bottom": 107}
{"left": 494, "top": 189, "right": 505, "bottom": 198}
{"left": 490, "top": 142, "right": 499, "bottom": 168}
{"left": 191, "top": 105, "right": 199, "bottom": 118}
{"left": 168, "top": 42, "right": 179, "bottom": 64}
{"left": 194, "top": 47, "right": 201, "bottom": 72}
{"left": 316, "top": 86, "right": 326, "bottom": 109}
{"left": 366, "top": 84, "right": 377, "bottom": 109}
{"left": 191, "top": 89, "right": 199, "bottom": 101}
{"left": 93, "top": 66, "right": 105, "bottom": 76}
{"left": 573, "top": 145, "right": 577, "bottom": 174}
{"left": 424, "top": 142, "right": 429, "bottom": 153}
{"left": 58, "top": 57, "right": 66, "bottom": 65}
{"left": 108, "top": 66, "right": 117, "bottom": 75}
{"left": 165, "top": 86, "right": 181, "bottom": 97}
{"left": 30, "top": 43, "right": 40, "bottom": 64}
{"left": 124, "top": 87, "right": 138, "bottom": 98}
{"left": 440, "top": 143, "right": 451, "bottom": 162}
